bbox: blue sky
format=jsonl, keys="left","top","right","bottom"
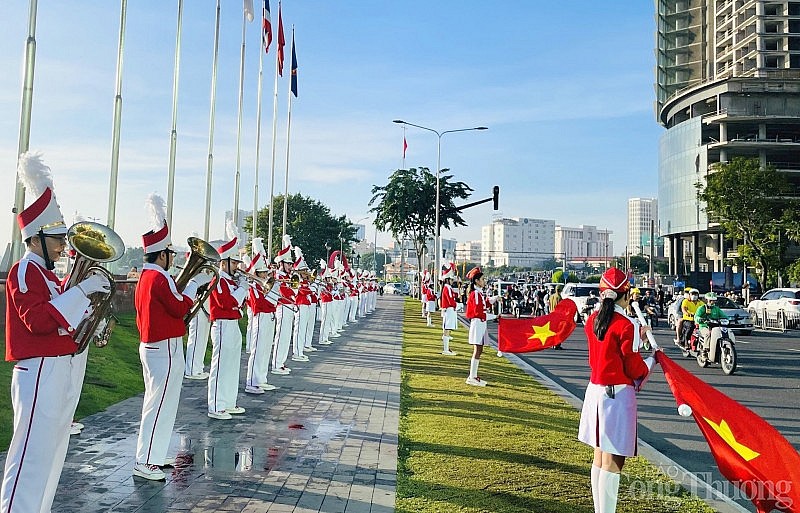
{"left": 1, "top": 1, "right": 663, "bottom": 253}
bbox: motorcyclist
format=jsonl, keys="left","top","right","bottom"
{"left": 694, "top": 292, "right": 728, "bottom": 343}
{"left": 625, "top": 288, "right": 643, "bottom": 319}
{"left": 680, "top": 289, "right": 703, "bottom": 348}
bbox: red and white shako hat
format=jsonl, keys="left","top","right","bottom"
{"left": 274, "top": 234, "right": 293, "bottom": 264}
{"left": 16, "top": 152, "right": 67, "bottom": 240}
{"left": 249, "top": 237, "right": 268, "bottom": 272}
{"left": 599, "top": 267, "right": 631, "bottom": 300}
{"left": 217, "top": 219, "right": 241, "bottom": 261}
{"left": 142, "top": 193, "right": 172, "bottom": 254}
{"left": 440, "top": 261, "right": 457, "bottom": 281}
{"left": 466, "top": 266, "right": 483, "bottom": 281}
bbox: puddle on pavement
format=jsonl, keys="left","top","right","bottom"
{"left": 174, "top": 419, "right": 351, "bottom": 474}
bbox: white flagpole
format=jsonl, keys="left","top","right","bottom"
{"left": 166, "top": 0, "right": 184, "bottom": 228}
{"left": 106, "top": 0, "right": 128, "bottom": 229}
{"left": 253, "top": 4, "right": 267, "bottom": 242}
{"left": 267, "top": 1, "right": 282, "bottom": 259}
{"left": 203, "top": 0, "right": 222, "bottom": 240}
{"left": 281, "top": 26, "right": 294, "bottom": 238}
{"left": 233, "top": 4, "right": 252, "bottom": 232}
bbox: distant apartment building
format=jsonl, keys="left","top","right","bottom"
{"left": 627, "top": 198, "right": 658, "bottom": 256}
{"left": 455, "top": 240, "right": 482, "bottom": 264}
{"left": 555, "top": 225, "right": 613, "bottom": 266}
{"left": 353, "top": 223, "right": 366, "bottom": 241}
{"left": 480, "top": 217, "right": 555, "bottom": 267}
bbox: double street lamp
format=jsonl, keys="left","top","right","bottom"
{"left": 392, "top": 119, "right": 488, "bottom": 291}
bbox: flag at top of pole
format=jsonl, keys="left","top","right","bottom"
{"left": 263, "top": 0, "right": 272, "bottom": 53}
{"left": 277, "top": 2, "right": 286, "bottom": 75}
{"left": 243, "top": 0, "right": 255, "bottom": 22}
{"left": 290, "top": 33, "right": 298, "bottom": 97}
{"left": 403, "top": 136, "right": 408, "bottom": 158}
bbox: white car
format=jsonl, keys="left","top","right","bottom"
{"left": 560, "top": 283, "right": 599, "bottom": 323}
{"left": 747, "top": 288, "right": 800, "bottom": 329}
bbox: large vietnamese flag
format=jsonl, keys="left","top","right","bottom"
{"left": 657, "top": 352, "right": 800, "bottom": 513}
{"left": 497, "top": 300, "right": 577, "bottom": 353}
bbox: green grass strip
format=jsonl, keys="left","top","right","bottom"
{"left": 397, "top": 298, "right": 715, "bottom": 513}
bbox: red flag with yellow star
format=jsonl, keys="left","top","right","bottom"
{"left": 657, "top": 352, "right": 800, "bottom": 513}
{"left": 497, "top": 300, "right": 577, "bottom": 353}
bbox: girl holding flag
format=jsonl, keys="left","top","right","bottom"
{"left": 464, "top": 267, "right": 499, "bottom": 387}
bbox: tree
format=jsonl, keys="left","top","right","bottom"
{"left": 369, "top": 167, "right": 472, "bottom": 287}
{"left": 696, "top": 157, "right": 800, "bottom": 288}
{"left": 357, "top": 251, "right": 391, "bottom": 275}
{"left": 244, "top": 193, "right": 358, "bottom": 267}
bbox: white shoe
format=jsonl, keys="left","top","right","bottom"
{"left": 162, "top": 457, "right": 176, "bottom": 467}
{"left": 271, "top": 367, "right": 291, "bottom": 375}
{"left": 441, "top": 350, "right": 457, "bottom": 356}
{"left": 245, "top": 385, "right": 265, "bottom": 394}
{"left": 258, "top": 383, "right": 278, "bottom": 391}
{"left": 227, "top": 406, "right": 246, "bottom": 414}
{"left": 184, "top": 372, "right": 209, "bottom": 380}
{"left": 497, "top": 351, "right": 504, "bottom": 357}
{"left": 319, "top": 340, "right": 333, "bottom": 345}
{"left": 69, "top": 424, "right": 82, "bottom": 436}
{"left": 207, "top": 411, "right": 233, "bottom": 420}
{"left": 291, "top": 355, "right": 309, "bottom": 362}
{"left": 465, "top": 376, "right": 488, "bottom": 387}
{"left": 133, "top": 463, "right": 166, "bottom": 480}
{"left": 72, "top": 421, "right": 84, "bottom": 430}
{"left": 331, "top": 333, "right": 341, "bottom": 338}
{"left": 305, "top": 346, "right": 318, "bottom": 352}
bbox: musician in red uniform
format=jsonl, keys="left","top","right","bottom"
{"left": 133, "top": 194, "right": 210, "bottom": 480}
{"left": 1, "top": 153, "right": 110, "bottom": 512}
{"left": 439, "top": 262, "right": 459, "bottom": 356}
{"left": 244, "top": 238, "right": 280, "bottom": 394}
{"left": 207, "top": 224, "right": 250, "bottom": 420}
{"left": 578, "top": 267, "right": 656, "bottom": 513}
{"left": 291, "top": 247, "right": 312, "bottom": 362}
{"left": 317, "top": 259, "right": 335, "bottom": 346}
{"left": 272, "top": 235, "right": 297, "bottom": 375}
{"left": 464, "top": 267, "right": 498, "bottom": 387}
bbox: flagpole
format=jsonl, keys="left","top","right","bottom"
{"left": 267, "top": 0, "right": 283, "bottom": 258}
{"left": 166, "top": 0, "right": 184, "bottom": 228}
{"left": 253, "top": 3, "right": 267, "bottom": 242}
{"left": 8, "top": 0, "right": 39, "bottom": 267}
{"left": 281, "top": 26, "right": 294, "bottom": 238}
{"left": 204, "top": 0, "right": 222, "bottom": 240}
{"left": 233, "top": 7, "right": 249, "bottom": 232}
{"left": 106, "top": 0, "right": 128, "bottom": 229}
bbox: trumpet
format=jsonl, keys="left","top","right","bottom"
{"left": 65, "top": 221, "right": 126, "bottom": 354}
{"left": 174, "top": 237, "right": 220, "bottom": 324}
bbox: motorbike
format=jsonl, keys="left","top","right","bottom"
{"left": 682, "top": 318, "right": 738, "bottom": 375}
{"left": 580, "top": 297, "right": 599, "bottom": 323}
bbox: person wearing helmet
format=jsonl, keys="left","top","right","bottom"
{"left": 694, "top": 292, "right": 727, "bottom": 343}
{"left": 679, "top": 289, "right": 703, "bottom": 348}
{"left": 625, "top": 288, "right": 642, "bottom": 318}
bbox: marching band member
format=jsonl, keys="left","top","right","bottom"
{"left": 244, "top": 238, "right": 280, "bottom": 394}
{"left": 2, "top": 153, "right": 110, "bottom": 511}
{"left": 291, "top": 247, "right": 312, "bottom": 362}
{"left": 578, "top": 267, "right": 656, "bottom": 513}
{"left": 464, "top": 267, "right": 499, "bottom": 387}
{"left": 317, "top": 259, "right": 334, "bottom": 346}
{"left": 207, "top": 222, "right": 249, "bottom": 420}
{"left": 133, "top": 194, "right": 210, "bottom": 480}
{"left": 439, "top": 262, "right": 459, "bottom": 355}
{"left": 303, "top": 266, "right": 319, "bottom": 354}
{"left": 272, "top": 235, "right": 296, "bottom": 375}
{"left": 330, "top": 260, "right": 345, "bottom": 338}
{"left": 184, "top": 246, "right": 211, "bottom": 380}
{"left": 348, "top": 269, "right": 359, "bottom": 324}
{"left": 424, "top": 276, "right": 437, "bottom": 327}
{"left": 420, "top": 270, "right": 429, "bottom": 318}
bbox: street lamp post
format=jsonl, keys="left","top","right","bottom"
{"left": 392, "top": 119, "right": 487, "bottom": 292}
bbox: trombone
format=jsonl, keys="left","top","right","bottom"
{"left": 174, "top": 237, "right": 220, "bottom": 323}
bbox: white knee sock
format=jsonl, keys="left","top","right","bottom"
{"left": 469, "top": 357, "right": 479, "bottom": 379}
{"left": 426, "top": 313, "right": 432, "bottom": 326}
{"left": 442, "top": 336, "right": 450, "bottom": 352}
{"left": 597, "top": 468, "right": 620, "bottom": 513}
{"left": 590, "top": 465, "right": 601, "bottom": 513}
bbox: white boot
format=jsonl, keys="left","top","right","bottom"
{"left": 597, "top": 468, "right": 620, "bottom": 513}
{"left": 590, "top": 465, "right": 601, "bottom": 513}
{"left": 442, "top": 336, "right": 456, "bottom": 355}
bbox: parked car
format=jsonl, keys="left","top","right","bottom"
{"left": 747, "top": 288, "right": 800, "bottom": 329}
{"left": 384, "top": 282, "right": 409, "bottom": 295}
{"left": 560, "top": 283, "right": 599, "bottom": 322}
{"left": 667, "top": 296, "right": 754, "bottom": 335}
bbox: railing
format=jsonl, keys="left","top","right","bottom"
{"left": 750, "top": 308, "right": 800, "bottom": 332}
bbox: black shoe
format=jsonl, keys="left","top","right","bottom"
{"left": 553, "top": 344, "right": 564, "bottom": 350}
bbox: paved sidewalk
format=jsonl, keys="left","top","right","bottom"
{"left": 10, "top": 296, "right": 402, "bottom": 512}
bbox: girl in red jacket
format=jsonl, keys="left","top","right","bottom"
{"left": 464, "top": 267, "right": 498, "bottom": 387}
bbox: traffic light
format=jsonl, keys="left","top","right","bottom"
{"left": 492, "top": 186, "right": 500, "bottom": 210}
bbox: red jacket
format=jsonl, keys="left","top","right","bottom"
{"left": 5, "top": 256, "right": 81, "bottom": 360}
{"left": 319, "top": 285, "right": 333, "bottom": 303}
{"left": 295, "top": 282, "right": 313, "bottom": 306}
{"left": 440, "top": 284, "right": 457, "bottom": 309}
{"left": 247, "top": 282, "right": 277, "bottom": 314}
{"left": 135, "top": 265, "right": 192, "bottom": 342}
{"left": 465, "top": 288, "right": 491, "bottom": 322}
{"left": 209, "top": 274, "right": 243, "bottom": 321}
{"left": 584, "top": 306, "right": 649, "bottom": 386}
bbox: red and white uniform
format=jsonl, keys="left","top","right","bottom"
{"left": 440, "top": 283, "right": 458, "bottom": 330}
{"left": 466, "top": 287, "right": 494, "bottom": 345}
{"left": 208, "top": 271, "right": 248, "bottom": 415}
{"left": 185, "top": 299, "right": 210, "bottom": 377}
{"left": 134, "top": 263, "right": 193, "bottom": 467}
{"left": 292, "top": 280, "right": 313, "bottom": 357}
{"left": 245, "top": 281, "right": 278, "bottom": 388}
{"left": 1, "top": 251, "right": 92, "bottom": 513}
{"left": 272, "top": 272, "right": 297, "bottom": 370}
{"left": 578, "top": 305, "right": 652, "bottom": 457}
{"left": 304, "top": 284, "right": 319, "bottom": 351}
{"left": 318, "top": 283, "right": 334, "bottom": 344}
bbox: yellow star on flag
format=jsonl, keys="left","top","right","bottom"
{"left": 703, "top": 417, "right": 761, "bottom": 462}
{"left": 528, "top": 322, "right": 557, "bottom": 345}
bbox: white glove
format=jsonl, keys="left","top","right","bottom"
{"left": 236, "top": 274, "right": 249, "bottom": 288}
{"left": 191, "top": 273, "right": 213, "bottom": 287}
{"left": 183, "top": 281, "right": 199, "bottom": 299}
{"left": 78, "top": 274, "right": 111, "bottom": 296}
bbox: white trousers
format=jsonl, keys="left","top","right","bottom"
{"left": 185, "top": 309, "right": 210, "bottom": 376}
{"left": 0, "top": 353, "right": 87, "bottom": 513}
{"left": 333, "top": 299, "right": 344, "bottom": 332}
{"left": 272, "top": 305, "right": 294, "bottom": 369}
{"left": 318, "top": 302, "right": 330, "bottom": 343}
{"left": 246, "top": 312, "right": 276, "bottom": 387}
{"left": 208, "top": 319, "right": 242, "bottom": 413}
{"left": 304, "top": 304, "right": 317, "bottom": 348}
{"left": 349, "top": 296, "right": 358, "bottom": 322}
{"left": 136, "top": 337, "right": 184, "bottom": 465}
{"left": 245, "top": 309, "right": 254, "bottom": 353}
{"left": 293, "top": 304, "right": 310, "bottom": 356}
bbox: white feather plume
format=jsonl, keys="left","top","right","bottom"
{"left": 282, "top": 234, "right": 292, "bottom": 249}
{"left": 17, "top": 151, "right": 54, "bottom": 198}
{"left": 293, "top": 245, "right": 304, "bottom": 260}
{"left": 252, "top": 237, "right": 266, "bottom": 257}
{"left": 319, "top": 259, "right": 327, "bottom": 270}
{"left": 145, "top": 193, "right": 167, "bottom": 231}
{"left": 225, "top": 219, "right": 239, "bottom": 243}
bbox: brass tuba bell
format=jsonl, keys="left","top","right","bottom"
{"left": 174, "top": 237, "right": 221, "bottom": 323}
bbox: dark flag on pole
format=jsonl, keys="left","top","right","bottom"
{"left": 403, "top": 136, "right": 408, "bottom": 158}
{"left": 263, "top": 0, "right": 272, "bottom": 53}
{"left": 277, "top": 2, "right": 286, "bottom": 75}
{"left": 290, "top": 35, "right": 298, "bottom": 97}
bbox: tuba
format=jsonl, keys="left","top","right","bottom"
{"left": 174, "top": 237, "right": 220, "bottom": 324}
{"left": 66, "top": 221, "right": 126, "bottom": 354}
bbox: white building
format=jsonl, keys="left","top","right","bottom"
{"left": 455, "top": 240, "right": 481, "bottom": 264}
{"left": 480, "top": 217, "right": 555, "bottom": 268}
{"left": 353, "top": 223, "right": 366, "bottom": 241}
{"left": 627, "top": 198, "right": 657, "bottom": 256}
{"left": 555, "top": 225, "right": 613, "bottom": 267}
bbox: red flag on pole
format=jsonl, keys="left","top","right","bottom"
{"left": 657, "top": 352, "right": 800, "bottom": 513}
{"left": 262, "top": 0, "right": 272, "bottom": 53}
{"left": 276, "top": 2, "right": 286, "bottom": 75}
{"left": 497, "top": 300, "right": 577, "bottom": 353}
{"left": 403, "top": 136, "right": 408, "bottom": 159}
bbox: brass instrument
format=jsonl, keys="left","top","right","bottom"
{"left": 66, "top": 221, "right": 126, "bottom": 354}
{"left": 234, "top": 270, "right": 271, "bottom": 288}
{"left": 174, "top": 237, "right": 221, "bottom": 323}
